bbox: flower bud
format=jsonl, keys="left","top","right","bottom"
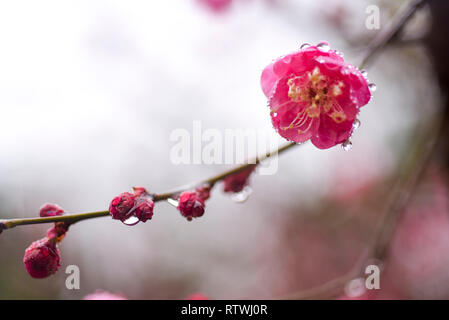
{"left": 39, "top": 203, "right": 65, "bottom": 217}
{"left": 178, "top": 191, "right": 205, "bottom": 221}
{"left": 109, "top": 192, "right": 136, "bottom": 221}
{"left": 223, "top": 165, "right": 256, "bottom": 193}
{"left": 195, "top": 184, "right": 212, "bottom": 201}
{"left": 23, "top": 237, "right": 61, "bottom": 278}
{"left": 134, "top": 198, "right": 154, "bottom": 222}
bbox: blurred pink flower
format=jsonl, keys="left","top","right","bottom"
{"left": 186, "top": 293, "right": 209, "bottom": 300}
{"left": 197, "top": 0, "right": 232, "bottom": 13}
{"left": 84, "top": 290, "right": 127, "bottom": 300}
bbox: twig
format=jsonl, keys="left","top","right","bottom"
{"left": 0, "top": 142, "right": 297, "bottom": 231}
{"left": 359, "top": 0, "right": 427, "bottom": 69}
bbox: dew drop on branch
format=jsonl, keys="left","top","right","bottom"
{"left": 166, "top": 198, "right": 179, "bottom": 208}
{"left": 300, "top": 43, "right": 310, "bottom": 50}
{"left": 122, "top": 215, "right": 139, "bottom": 226}
{"left": 368, "top": 83, "right": 377, "bottom": 92}
{"left": 231, "top": 186, "right": 253, "bottom": 203}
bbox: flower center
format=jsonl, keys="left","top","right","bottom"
{"left": 284, "top": 67, "right": 347, "bottom": 133}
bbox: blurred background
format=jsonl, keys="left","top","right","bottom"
{"left": 0, "top": 0, "right": 447, "bottom": 299}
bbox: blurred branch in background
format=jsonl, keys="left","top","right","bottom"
{"left": 280, "top": 0, "right": 449, "bottom": 300}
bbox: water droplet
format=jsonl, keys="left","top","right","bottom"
{"left": 231, "top": 186, "right": 253, "bottom": 203}
{"left": 368, "top": 83, "right": 377, "bottom": 92}
{"left": 122, "top": 215, "right": 139, "bottom": 226}
{"left": 345, "top": 278, "right": 366, "bottom": 298}
{"left": 342, "top": 139, "right": 353, "bottom": 151}
{"left": 273, "top": 112, "right": 278, "bottom": 117}
{"left": 341, "top": 67, "right": 350, "bottom": 75}
{"left": 360, "top": 70, "right": 368, "bottom": 79}
{"left": 317, "top": 42, "right": 330, "bottom": 52}
{"left": 352, "top": 119, "right": 361, "bottom": 130}
{"left": 166, "top": 198, "right": 179, "bottom": 207}
{"left": 300, "top": 43, "right": 310, "bottom": 50}
{"left": 316, "top": 57, "right": 325, "bottom": 64}
{"left": 335, "top": 50, "right": 344, "bottom": 58}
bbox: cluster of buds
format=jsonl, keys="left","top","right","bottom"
{"left": 23, "top": 204, "right": 69, "bottom": 278}
{"left": 109, "top": 187, "right": 154, "bottom": 224}
{"left": 109, "top": 166, "right": 257, "bottom": 225}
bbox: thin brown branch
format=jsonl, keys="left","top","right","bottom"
{"left": 0, "top": 142, "right": 298, "bottom": 231}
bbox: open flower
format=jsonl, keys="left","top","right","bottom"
{"left": 261, "top": 42, "right": 371, "bottom": 149}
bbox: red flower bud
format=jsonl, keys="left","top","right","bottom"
{"left": 109, "top": 192, "right": 136, "bottom": 221}
{"left": 23, "top": 237, "right": 61, "bottom": 278}
{"left": 134, "top": 198, "right": 154, "bottom": 222}
{"left": 39, "top": 203, "right": 65, "bottom": 217}
{"left": 223, "top": 165, "right": 256, "bottom": 193}
{"left": 178, "top": 191, "right": 205, "bottom": 221}
{"left": 195, "top": 184, "right": 212, "bottom": 201}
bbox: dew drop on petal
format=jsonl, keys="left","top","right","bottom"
{"left": 335, "top": 50, "right": 344, "bottom": 58}
{"left": 361, "top": 69, "right": 368, "bottom": 79}
{"left": 368, "top": 83, "right": 377, "bottom": 92}
{"left": 352, "top": 119, "right": 361, "bottom": 130}
{"left": 300, "top": 43, "right": 311, "bottom": 50}
{"left": 344, "top": 278, "right": 366, "bottom": 298}
{"left": 231, "top": 186, "right": 253, "bottom": 203}
{"left": 342, "top": 139, "right": 353, "bottom": 151}
{"left": 122, "top": 215, "right": 139, "bottom": 226}
{"left": 317, "top": 42, "right": 330, "bottom": 52}
{"left": 341, "top": 67, "right": 350, "bottom": 75}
